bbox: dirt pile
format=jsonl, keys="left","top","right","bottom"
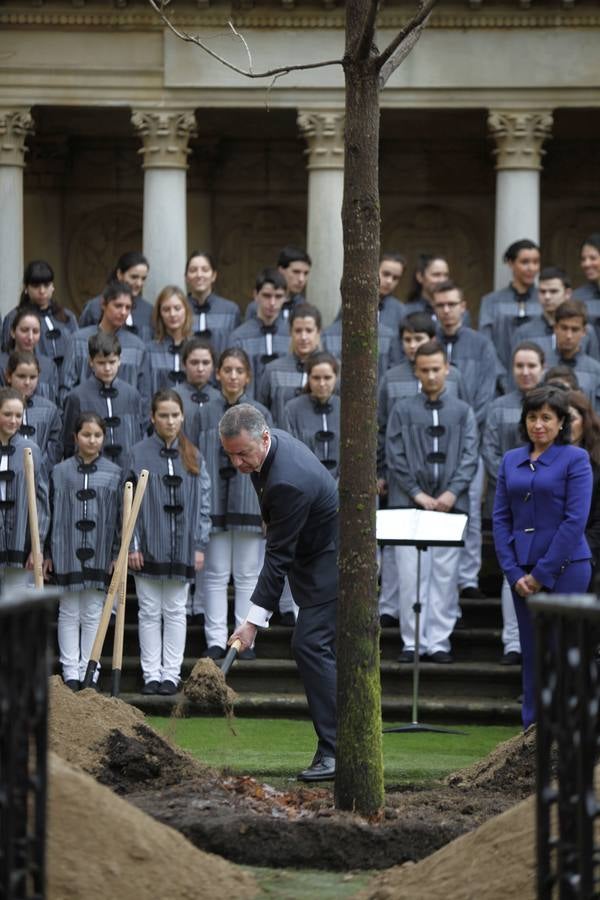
{"left": 48, "top": 674, "right": 212, "bottom": 793}
{"left": 177, "top": 658, "right": 236, "bottom": 715}
{"left": 47, "top": 752, "right": 258, "bottom": 900}
{"left": 358, "top": 794, "right": 535, "bottom": 900}
{"left": 446, "top": 725, "right": 537, "bottom": 799}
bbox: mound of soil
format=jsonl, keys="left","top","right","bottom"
{"left": 358, "top": 794, "right": 535, "bottom": 900}
{"left": 446, "top": 725, "right": 537, "bottom": 799}
{"left": 47, "top": 752, "right": 257, "bottom": 900}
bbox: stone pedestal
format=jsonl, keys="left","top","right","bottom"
{"left": 488, "top": 110, "right": 553, "bottom": 288}
{"left": 298, "top": 110, "right": 344, "bottom": 326}
{"left": 0, "top": 109, "right": 34, "bottom": 316}
{"left": 131, "top": 110, "right": 197, "bottom": 301}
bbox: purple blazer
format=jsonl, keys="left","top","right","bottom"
{"left": 493, "top": 442, "right": 592, "bottom": 590}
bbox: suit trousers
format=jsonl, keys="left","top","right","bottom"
{"left": 512, "top": 558, "right": 591, "bottom": 730}
{"left": 291, "top": 599, "right": 337, "bottom": 758}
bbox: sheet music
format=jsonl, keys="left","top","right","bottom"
{"left": 376, "top": 508, "right": 468, "bottom": 546}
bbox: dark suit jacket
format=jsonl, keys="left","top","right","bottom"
{"left": 493, "top": 442, "right": 592, "bottom": 590}
{"left": 249, "top": 429, "right": 339, "bottom": 612}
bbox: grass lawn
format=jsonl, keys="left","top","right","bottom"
{"left": 150, "top": 716, "right": 520, "bottom": 786}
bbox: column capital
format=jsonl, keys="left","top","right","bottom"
{"left": 297, "top": 109, "right": 345, "bottom": 171}
{"left": 131, "top": 109, "right": 197, "bottom": 169}
{"left": 488, "top": 110, "right": 553, "bottom": 171}
{"left": 0, "top": 108, "right": 34, "bottom": 167}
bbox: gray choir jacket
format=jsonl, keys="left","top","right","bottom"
{"left": 47, "top": 454, "right": 121, "bottom": 591}
{"left": 478, "top": 284, "right": 539, "bottom": 374}
{"left": 60, "top": 326, "right": 150, "bottom": 409}
{"left": 229, "top": 317, "right": 290, "bottom": 399}
{"left": 248, "top": 429, "right": 339, "bottom": 613}
{"left": 509, "top": 316, "right": 600, "bottom": 361}
{"left": 123, "top": 433, "right": 211, "bottom": 582}
{"left": 20, "top": 394, "right": 63, "bottom": 479}
{"left": 0, "top": 435, "right": 49, "bottom": 569}
{"left": 321, "top": 318, "right": 395, "bottom": 380}
{"left": 386, "top": 390, "right": 478, "bottom": 514}
{"left": 61, "top": 375, "right": 145, "bottom": 465}
{"left": 79, "top": 294, "right": 155, "bottom": 343}
{"left": 283, "top": 392, "right": 340, "bottom": 481}
{"left": 188, "top": 292, "right": 241, "bottom": 358}
{"left": 436, "top": 325, "right": 497, "bottom": 430}
{"left": 542, "top": 349, "right": 600, "bottom": 410}
{"left": 481, "top": 390, "right": 525, "bottom": 519}
{"left": 147, "top": 337, "right": 187, "bottom": 397}
{"left": 258, "top": 353, "right": 309, "bottom": 428}
{"left": 196, "top": 392, "right": 271, "bottom": 532}
{"left": 174, "top": 380, "right": 220, "bottom": 441}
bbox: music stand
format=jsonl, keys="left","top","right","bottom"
{"left": 377, "top": 508, "right": 468, "bottom": 736}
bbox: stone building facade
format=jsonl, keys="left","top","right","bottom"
{"left": 1, "top": 1, "right": 599, "bottom": 322}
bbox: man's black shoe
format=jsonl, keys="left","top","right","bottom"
{"left": 428, "top": 651, "right": 454, "bottom": 664}
{"left": 158, "top": 680, "right": 180, "bottom": 695}
{"left": 500, "top": 651, "right": 522, "bottom": 666}
{"left": 279, "top": 612, "right": 296, "bottom": 627}
{"left": 141, "top": 680, "right": 161, "bottom": 695}
{"left": 460, "top": 586, "right": 487, "bottom": 600}
{"left": 201, "top": 645, "right": 226, "bottom": 660}
{"left": 380, "top": 614, "right": 400, "bottom": 628}
{"left": 397, "top": 650, "right": 416, "bottom": 663}
{"left": 297, "top": 754, "right": 336, "bottom": 782}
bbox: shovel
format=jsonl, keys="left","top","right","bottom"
{"left": 221, "top": 638, "right": 242, "bottom": 676}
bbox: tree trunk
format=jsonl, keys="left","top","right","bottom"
{"left": 335, "top": 1, "right": 384, "bottom": 815}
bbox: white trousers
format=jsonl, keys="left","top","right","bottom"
{"left": 501, "top": 576, "right": 522, "bottom": 654}
{"left": 396, "top": 544, "right": 460, "bottom": 655}
{"left": 58, "top": 590, "right": 104, "bottom": 683}
{"left": 135, "top": 575, "right": 189, "bottom": 684}
{"left": 379, "top": 545, "right": 400, "bottom": 618}
{"left": 458, "top": 456, "right": 484, "bottom": 590}
{"left": 0, "top": 566, "right": 33, "bottom": 598}
{"left": 203, "top": 531, "right": 263, "bottom": 648}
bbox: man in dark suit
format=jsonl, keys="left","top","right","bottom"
{"left": 219, "top": 403, "right": 338, "bottom": 781}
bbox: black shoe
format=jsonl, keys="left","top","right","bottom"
{"left": 238, "top": 648, "right": 256, "bottom": 660}
{"left": 201, "top": 645, "right": 226, "bottom": 660}
{"left": 141, "top": 680, "right": 161, "bottom": 695}
{"left": 428, "top": 651, "right": 454, "bottom": 664}
{"left": 460, "top": 586, "right": 487, "bottom": 600}
{"left": 297, "top": 754, "right": 336, "bottom": 782}
{"left": 380, "top": 614, "right": 400, "bottom": 628}
{"left": 64, "top": 679, "right": 80, "bottom": 692}
{"left": 279, "top": 612, "right": 296, "bottom": 627}
{"left": 500, "top": 651, "right": 522, "bottom": 666}
{"left": 397, "top": 650, "right": 416, "bottom": 663}
{"left": 158, "top": 680, "right": 180, "bottom": 695}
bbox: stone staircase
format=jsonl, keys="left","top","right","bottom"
{"left": 51, "top": 545, "right": 523, "bottom": 725}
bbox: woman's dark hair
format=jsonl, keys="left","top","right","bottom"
{"left": 217, "top": 347, "right": 252, "bottom": 379}
{"left": 519, "top": 385, "right": 571, "bottom": 444}
{"left": 185, "top": 250, "right": 217, "bottom": 273}
{"left": 542, "top": 366, "right": 580, "bottom": 391}
{"left": 112, "top": 251, "right": 149, "bottom": 280}
{"left": 303, "top": 351, "right": 339, "bottom": 394}
{"left": 407, "top": 253, "right": 448, "bottom": 302}
{"left": 74, "top": 412, "right": 107, "bottom": 437}
{"left": 19, "top": 259, "right": 70, "bottom": 323}
{"left": 580, "top": 234, "right": 600, "bottom": 255}
{"left": 9, "top": 306, "right": 41, "bottom": 351}
{"left": 503, "top": 240, "right": 540, "bottom": 263}
{"left": 6, "top": 350, "right": 40, "bottom": 378}
{"left": 512, "top": 340, "right": 545, "bottom": 366}
{"left": 151, "top": 388, "right": 199, "bottom": 475}
{"left": 568, "top": 390, "right": 600, "bottom": 467}
{"left": 181, "top": 336, "right": 215, "bottom": 366}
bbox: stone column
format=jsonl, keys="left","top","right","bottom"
{"left": 0, "top": 109, "right": 34, "bottom": 316}
{"left": 297, "top": 110, "right": 345, "bottom": 326}
{"left": 131, "top": 110, "right": 197, "bottom": 301}
{"left": 488, "top": 110, "right": 553, "bottom": 288}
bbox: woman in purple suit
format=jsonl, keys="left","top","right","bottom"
{"left": 493, "top": 384, "right": 593, "bottom": 729}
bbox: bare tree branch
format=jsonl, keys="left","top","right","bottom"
{"left": 351, "top": 0, "right": 381, "bottom": 62}
{"left": 376, "top": 0, "right": 437, "bottom": 87}
{"left": 148, "top": 0, "right": 342, "bottom": 80}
